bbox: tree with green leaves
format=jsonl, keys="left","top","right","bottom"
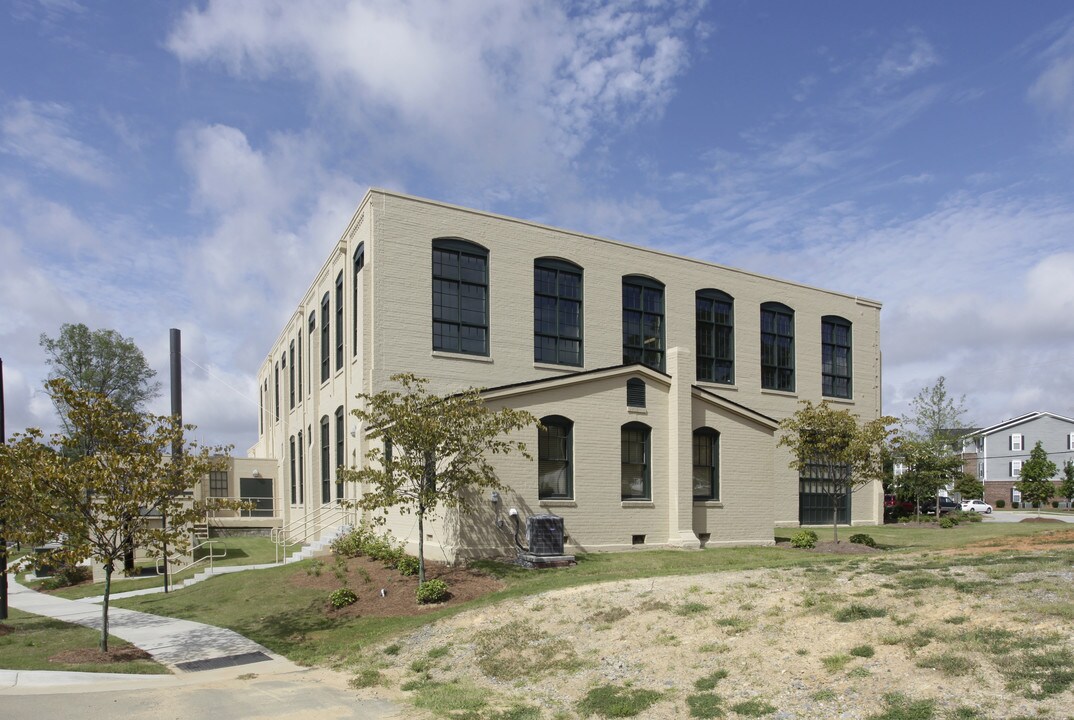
{"left": 40, "top": 323, "right": 161, "bottom": 455}
{"left": 1016, "top": 441, "right": 1058, "bottom": 516}
{"left": 0, "top": 379, "right": 237, "bottom": 651}
{"left": 896, "top": 438, "right": 964, "bottom": 518}
{"left": 901, "top": 376, "right": 972, "bottom": 448}
{"left": 778, "top": 401, "right": 895, "bottom": 542}
{"left": 341, "top": 373, "right": 537, "bottom": 587}
{"left": 1060, "top": 460, "right": 1074, "bottom": 509}
{"left": 953, "top": 472, "right": 985, "bottom": 503}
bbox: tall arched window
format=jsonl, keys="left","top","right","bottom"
{"left": 335, "top": 406, "right": 345, "bottom": 501}
{"left": 353, "top": 242, "right": 364, "bottom": 357}
{"left": 320, "top": 415, "right": 330, "bottom": 503}
{"left": 288, "top": 340, "right": 296, "bottom": 409}
{"left": 622, "top": 275, "right": 665, "bottom": 371}
{"left": 538, "top": 415, "right": 573, "bottom": 499}
{"left": 289, "top": 435, "right": 297, "bottom": 505}
{"left": 534, "top": 258, "right": 583, "bottom": 366}
{"left": 821, "top": 315, "right": 852, "bottom": 399}
{"left": 621, "top": 421, "right": 652, "bottom": 500}
{"left": 760, "top": 302, "right": 794, "bottom": 391}
{"left": 693, "top": 428, "right": 720, "bottom": 501}
{"left": 297, "top": 430, "right": 305, "bottom": 506}
{"left": 696, "top": 289, "right": 734, "bottom": 384}
{"left": 432, "top": 238, "right": 489, "bottom": 355}
{"left": 320, "top": 293, "right": 330, "bottom": 383}
{"left": 335, "top": 271, "right": 344, "bottom": 371}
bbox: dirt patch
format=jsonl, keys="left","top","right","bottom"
{"left": 289, "top": 554, "right": 503, "bottom": 617}
{"left": 0, "top": 624, "right": 14, "bottom": 636}
{"left": 1019, "top": 517, "right": 1065, "bottom": 523}
{"left": 50, "top": 646, "right": 153, "bottom": 665}
{"left": 807, "top": 540, "right": 880, "bottom": 554}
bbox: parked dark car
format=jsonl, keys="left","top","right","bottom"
{"left": 917, "top": 496, "right": 960, "bottom": 515}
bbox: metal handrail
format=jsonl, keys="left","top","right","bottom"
{"left": 271, "top": 503, "right": 356, "bottom": 562}
{"left": 155, "top": 539, "right": 228, "bottom": 586}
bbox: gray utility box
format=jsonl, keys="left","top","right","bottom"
{"left": 526, "top": 514, "right": 564, "bottom": 556}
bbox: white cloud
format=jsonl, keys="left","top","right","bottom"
{"left": 0, "top": 99, "right": 111, "bottom": 185}
{"left": 166, "top": 0, "right": 704, "bottom": 195}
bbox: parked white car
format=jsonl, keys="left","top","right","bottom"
{"left": 961, "top": 499, "right": 993, "bottom": 514}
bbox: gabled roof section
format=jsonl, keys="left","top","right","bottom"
{"left": 479, "top": 363, "right": 670, "bottom": 402}
{"left": 691, "top": 386, "right": 780, "bottom": 430}
{"left": 968, "top": 412, "right": 1074, "bottom": 438}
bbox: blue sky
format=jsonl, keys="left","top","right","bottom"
{"left": 3, "top": 0, "right": 1074, "bottom": 450}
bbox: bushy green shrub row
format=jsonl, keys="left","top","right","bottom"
{"left": 331, "top": 522, "right": 408, "bottom": 568}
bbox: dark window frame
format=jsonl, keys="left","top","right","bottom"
{"left": 626, "top": 378, "right": 646, "bottom": 408}
{"left": 288, "top": 341, "right": 296, "bottom": 409}
{"left": 538, "top": 415, "right": 573, "bottom": 500}
{"left": 273, "top": 362, "right": 280, "bottom": 421}
{"left": 296, "top": 330, "right": 302, "bottom": 404}
{"left": 621, "top": 421, "right": 652, "bottom": 501}
{"left": 533, "top": 258, "right": 583, "bottom": 366}
{"left": 335, "top": 271, "right": 344, "bottom": 371}
{"left": 307, "top": 311, "right": 315, "bottom": 395}
{"left": 297, "top": 430, "right": 305, "bottom": 505}
{"left": 353, "top": 243, "right": 364, "bottom": 358}
{"left": 692, "top": 428, "right": 720, "bottom": 501}
{"left": 335, "top": 406, "right": 345, "bottom": 502}
{"left": 696, "top": 289, "right": 734, "bottom": 384}
{"left": 320, "top": 293, "right": 330, "bottom": 383}
{"left": 821, "top": 315, "right": 852, "bottom": 399}
{"left": 622, "top": 275, "right": 666, "bottom": 372}
{"left": 432, "top": 238, "right": 489, "bottom": 356}
{"left": 209, "top": 470, "right": 229, "bottom": 498}
{"left": 289, "top": 436, "right": 297, "bottom": 504}
{"left": 320, "top": 415, "right": 330, "bottom": 504}
{"left": 760, "top": 301, "right": 795, "bottom": 392}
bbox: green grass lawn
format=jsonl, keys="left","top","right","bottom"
{"left": 0, "top": 608, "right": 169, "bottom": 674}
{"left": 30, "top": 536, "right": 301, "bottom": 600}
{"left": 111, "top": 522, "right": 1071, "bottom": 669}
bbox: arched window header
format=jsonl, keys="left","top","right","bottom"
{"left": 535, "top": 257, "right": 582, "bottom": 274}
{"left": 433, "top": 237, "right": 489, "bottom": 254}
{"left": 697, "top": 288, "right": 733, "bottom": 302}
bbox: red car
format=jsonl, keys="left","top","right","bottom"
{"left": 884, "top": 494, "right": 914, "bottom": 518}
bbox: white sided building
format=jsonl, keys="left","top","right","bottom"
{"left": 243, "top": 189, "right": 884, "bottom": 560}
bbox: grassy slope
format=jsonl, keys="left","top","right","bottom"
{"left": 111, "top": 522, "right": 1069, "bottom": 669}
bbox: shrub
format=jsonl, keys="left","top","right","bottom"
{"left": 962, "top": 512, "right": 983, "bottom": 523}
{"left": 848, "top": 534, "right": 876, "bottom": 548}
{"left": 39, "top": 564, "right": 92, "bottom": 590}
{"left": 397, "top": 555, "right": 420, "bottom": 576}
{"left": 996, "top": 499, "right": 1005, "bottom": 508}
{"left": 939, "top": 517, "right": 955, "bottom": 529}
{"left": 331, "top": 521, "right": 406, "bottom": 567}
{"left": 1053, "top": 501, "right": 1060, "bottom": 509}
{"left": 790, "top": 530, "right": 818, "bottom": 549}
{"left": 417, "top": 579, "right": 449, "bottom": 604}
{"left": 329, "top": 588, "right": 358, "bottom": 608}
{"left": 1012, "top": 501, "right": 1020, "bottom": 508}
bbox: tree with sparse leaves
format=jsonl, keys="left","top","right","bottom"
{"left": 40, "top": 323, "right": 161, "bottom": 456}
{"left": 901, "top": 376, "right": 972, "bottom": 449}
{"left": 896, "top": 438, "right": 964, "bottom": 518}
{"left": 341, "top": 374, "right": 537, "bottom": 586}
{"left": 0, "top": 379, "right": 238, "bottom": 651}
{"left": 1016, "top": 441, "right": 1058, "bottom": 516}
{"left": 778, "top": 401, "right": 895, "bottom": 542}
{"left": 1060, "top": 460, "right": 1074, "bottom": 509}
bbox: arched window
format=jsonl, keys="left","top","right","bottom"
{"left": 621, "top": 421, "right": 651, "bottom": 500}
{"left": 320, "top": 292, "right": 330, "bottom": 383}
{"left": 288, "top": 340, "right": 296, "bottom": 409}
{"left": 353, "top": 242, "right": 364, "bottom": 357}
{"left": 693, "top": 428, "right": 720, "bottom": 501}
{"left": 297, "top": 430, "right": 304, "bottom": 505}
{"left": 538, "top": 415, "right": 573, "bottom": 499}
{"left": 289, "top": 435, "right": 297, "bottom": 505}
{"left": 760, "top": 302, "right": 794, "bottom": 391}
{"left": 273, "top": 361, "right": 280, "bottom": 421}
{"left": 320, "top": 415, "right": 330, "bottom": 504}
{"left": 432, "top": 238, "right": 489, "bottom": 355}
{"left": 335, "top": 271, "right": 344, "bottom": 371}
{"left": 821, "top": 315, "right": 852, "bottom": 399}
{"left": 307, "top": 311, "right": 315, "bottom": 395}
{"left": 622, "top": 275, "right": 665, "bottom": 371}
{"left": 626, "top": 378, "right": 646, "bottom": 408}
{"left": 696, "top": 289, "right": 734, "bottom": 384}
{"left": 335, "top": 406, "right": 345, "bottom": 501}
{"left": 534, "top": 258, "right": 583, "bottom": 366}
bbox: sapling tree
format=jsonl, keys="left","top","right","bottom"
{"left": 341, "top": 374, "right": 537, "bottom": 586}
{"left": 953, "top": 472, "right": 985, "bottom": 503}
{"left": 1016, "top": 441, "right": 1058, "bottom": 516}
{"left": 778, "top": 401, "right": 895, "bottom": 542}
{"left": 897, "top": 438, "right": 965, "bottom": 518}
{"left": 0, "top": 379, "right": 238, "bottom": 651}
{"left": 1060, "top": 460, "right": 1074, "bottom": 509}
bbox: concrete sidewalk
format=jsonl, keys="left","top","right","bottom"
{"left": 5, "top": 577, "right": 303, "bottom": 679}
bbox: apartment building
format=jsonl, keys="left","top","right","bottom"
{"left": 244, "top": 189, "right": 884, "bottom": 560}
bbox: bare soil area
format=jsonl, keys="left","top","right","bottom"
{"left": 355, "top": 529, "right": 1074, "bottom": 719}
{"left": 49, "top": 646, "right": 154, "bottom": 665}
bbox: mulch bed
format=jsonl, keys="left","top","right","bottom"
{"left": 50, "top": 647, "right": 153, "bottom": 665}
{"left": 290, "top": 554, "right": 504, "bottom": 618}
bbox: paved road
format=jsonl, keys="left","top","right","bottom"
{"left": 0, "top": 668, "right": 403, "bottom": 720}
{"left": 982, "top": 510, "right": 1074, "bottom": 523}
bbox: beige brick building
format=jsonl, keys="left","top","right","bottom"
{"left": 244, "top": 189, "right": 884, "bottom": 560}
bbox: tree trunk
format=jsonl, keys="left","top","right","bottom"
{"left": 417, "top": 508, "right": 425, "bottom": 586}
{"left": 100, "top": 562, "right": 112, "bottom": 653}
{"left": 832, "top": 497, "right": 839, "bottom": 544}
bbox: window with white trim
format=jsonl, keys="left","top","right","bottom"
{"left": 1011, "top": 433, "right": 1023, "bottom": 451}
{"left": 1010, "top": 459, "right": 1023, "bottom": 477}
{"left": 1068, "top": 432, "right": 1074, "bottom": 450}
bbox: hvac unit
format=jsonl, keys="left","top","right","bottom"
{"left": 526, "top": 514, "right": 564, "bottom": 556}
